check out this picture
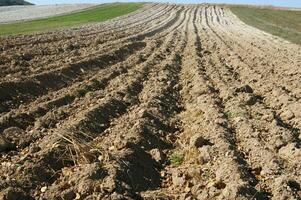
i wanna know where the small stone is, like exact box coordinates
[150,148,164,162]
[98,155,103,162]
[75,193,81,200]
[280,110,294,121]
[184,185,191,193]
[41,186,47,193]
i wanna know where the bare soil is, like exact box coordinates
[0,4,300,200]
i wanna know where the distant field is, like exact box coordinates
[0,4,97,24]
[0,3,143,36]
[230,6,301,44]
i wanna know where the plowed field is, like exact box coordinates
[0,4,301,200]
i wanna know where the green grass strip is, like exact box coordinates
[0,3,143,36]
[230,6,301,44]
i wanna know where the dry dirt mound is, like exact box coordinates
[0,3,300,200]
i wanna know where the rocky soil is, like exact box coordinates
[0,3,300,200]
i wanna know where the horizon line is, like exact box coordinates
[27,1,301,9]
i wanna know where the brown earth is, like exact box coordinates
[0,3,301,200]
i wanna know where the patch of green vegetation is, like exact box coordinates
[0,3,143,36]
[169,152,184,166]
[225,111,247,119]
[230,6,301,44]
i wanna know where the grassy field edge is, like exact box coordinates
[230,6,301,45]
